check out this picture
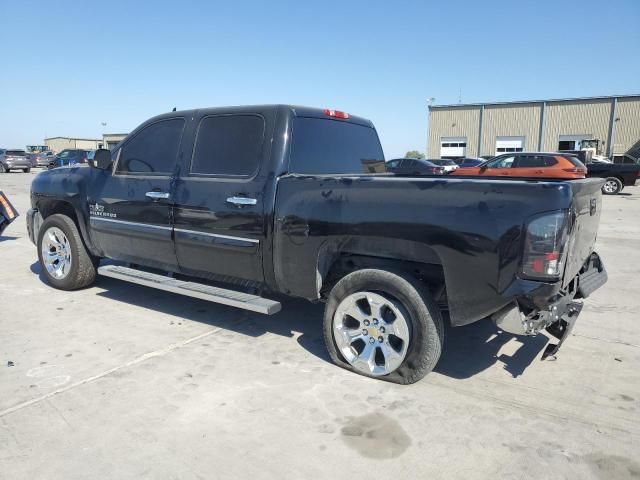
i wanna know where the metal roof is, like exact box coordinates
[429,94,640,110]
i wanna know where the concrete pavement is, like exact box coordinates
[1,170,639,479]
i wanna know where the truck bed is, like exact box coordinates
[273,175,604,327]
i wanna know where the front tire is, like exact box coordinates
[323,269,443,384]
[602,177,622,195]
[37,214,98,290]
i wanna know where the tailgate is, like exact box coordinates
[563,178,604,287]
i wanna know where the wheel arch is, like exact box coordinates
[36,199,98,255]
[316,239,447,310]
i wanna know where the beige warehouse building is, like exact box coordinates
[44,133,128,153]
[427,94,640,163]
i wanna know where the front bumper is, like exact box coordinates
[26,208,43,245]
[492,252,607,358]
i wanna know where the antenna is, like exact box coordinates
[458,88,462,104]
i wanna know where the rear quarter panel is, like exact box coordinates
[273,175,586,326]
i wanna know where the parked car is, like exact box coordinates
[26,153,38,168]
[35,151,55,167]
[386,158,446,175]
[452,153,587,179]
[581,159,640,195]
[428,159,459,172]
[48,149,88,169]
[27,105,607,384]
[456,157,486,168]
[0,149,31,173]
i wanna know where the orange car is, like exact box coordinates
[451,153,587,179]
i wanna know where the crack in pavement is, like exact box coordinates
[0,329,219,418]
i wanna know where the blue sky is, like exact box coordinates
[1,0,638,158]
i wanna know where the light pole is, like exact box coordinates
[426,98,436,157]
[100,122,107,149]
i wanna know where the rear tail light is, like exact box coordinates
[562,167,587,174]
[522,211,569,279]
[637,170,640,177]
[323,109,349,119]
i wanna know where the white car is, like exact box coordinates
[428,159,459,173]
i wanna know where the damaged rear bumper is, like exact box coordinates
[492,252,607,358]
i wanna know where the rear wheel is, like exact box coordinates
[23,168,30,173]
[37,214,98,290]
[323,268,443,384]
[602,177,622,195]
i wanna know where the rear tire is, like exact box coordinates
[23,168,30,173]
[37,214,98,290]
[602,177,622,195]
[323,268,443,384]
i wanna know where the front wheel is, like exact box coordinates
[602,177,622,195]
[37,214,98,290]
[323,269,443,384]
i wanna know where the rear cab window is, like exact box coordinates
[190,115,265,176]
[288,118,385,174]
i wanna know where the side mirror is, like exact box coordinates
[92,149,112,170]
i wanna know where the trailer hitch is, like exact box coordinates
[541,301,583,360]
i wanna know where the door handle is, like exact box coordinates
[226,196,257,206]
[146,191,170,200]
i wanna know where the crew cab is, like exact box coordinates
[26,105,608,384]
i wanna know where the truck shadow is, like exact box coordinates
[435,317,549,379]
[30,260,548,379]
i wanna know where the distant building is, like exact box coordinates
[103,133,127,150]
[45,137,101,153]
[44,133,129,153]
[428,94,640,162]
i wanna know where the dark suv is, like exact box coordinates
[386,158,445,175]
[48,149,88,169]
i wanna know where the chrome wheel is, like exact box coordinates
[332,292,410,376]
[603,179,619,194]
[41,227,72,279]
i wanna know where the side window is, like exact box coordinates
[487,155,515,168]
[191,115,264,176]
[515,155,546,168]
[386,160,400,169]
[116,118,184,175]
[543,156,558,167]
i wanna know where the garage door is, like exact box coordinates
[440,137,467,158]
[558,134,592,151]
[495,136,525,155]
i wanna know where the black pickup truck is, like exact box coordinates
[564,150,640,194]
[586,162,639,195]
[27,105,607,384]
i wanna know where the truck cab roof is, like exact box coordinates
[146,105,375,128]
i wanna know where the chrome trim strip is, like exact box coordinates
[89,216,172,231]
[89,217,259,244]
[174,228,260,244]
